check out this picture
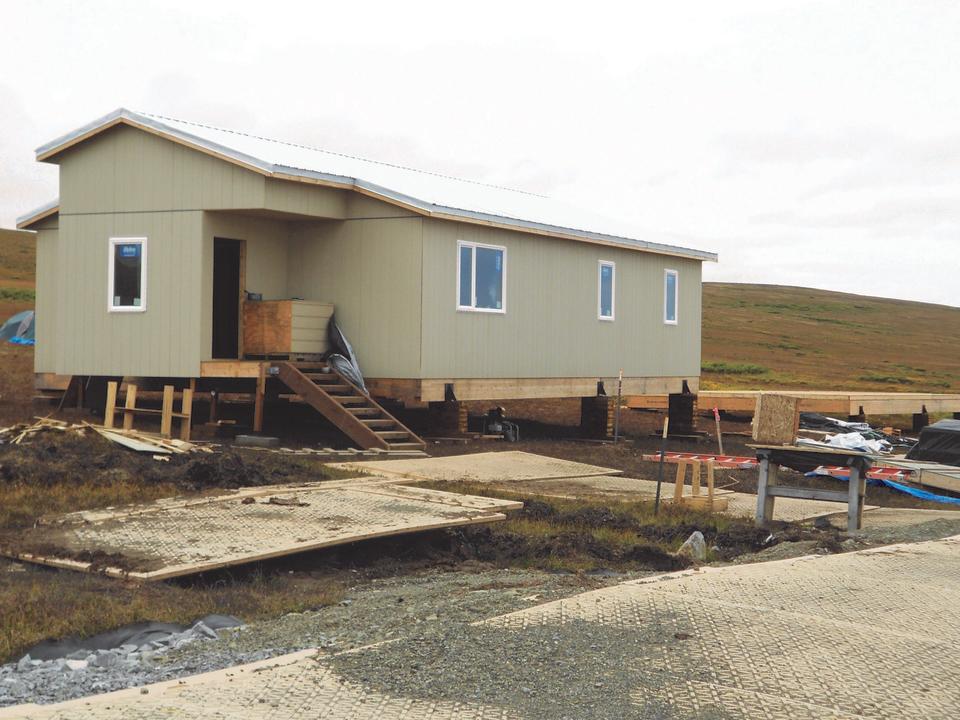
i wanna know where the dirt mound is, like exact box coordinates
[0,430,327,492]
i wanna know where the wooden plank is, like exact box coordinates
[122,384,137,431]
[752,394,801,445]
[180,388,194,441]
[160,385,174,438]
[767,486,850,503]
[104,381,118,429]
[674,462,685,503]
[200,361,264,378]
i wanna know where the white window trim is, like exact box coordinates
[456,240,507,314]
[664,268,678,325]
[597,260,615,321]
[108,237,147,313]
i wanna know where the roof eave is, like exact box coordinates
[16,199,60,230]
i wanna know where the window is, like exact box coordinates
[108,237,147,312]
[598,260,615,320]
[457,240,506,313]
[664,269,678,324]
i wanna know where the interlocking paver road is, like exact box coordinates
[7,536,960,719]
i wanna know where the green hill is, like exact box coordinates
[702,283,960,393]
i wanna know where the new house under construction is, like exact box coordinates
[18,108,717,447]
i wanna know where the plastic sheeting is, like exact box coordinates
[806,469,960,506]
[906,419,960,466]
[326,315,366,392]
[0,310,34,345]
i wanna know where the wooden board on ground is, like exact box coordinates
[0,479,521,581]
[752,394,801,445]
[328,451,623,483]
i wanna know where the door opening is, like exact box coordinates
[212,238,242,359]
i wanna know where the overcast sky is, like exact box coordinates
[3,1,959,306]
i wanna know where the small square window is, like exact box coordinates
[664,269,678,325]
[598,261,615,321]
[109,237,147,312]
[457,241,506,313]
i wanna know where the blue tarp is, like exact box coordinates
[0,310,34,346]
[806,470,960,506]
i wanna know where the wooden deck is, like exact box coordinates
[626,390,960,416]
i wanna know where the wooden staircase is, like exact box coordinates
[274,361,425,451]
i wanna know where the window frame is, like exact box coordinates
[663,268,678,325]
[108,236,148,313]
[597,260,615,321]
[456,239,507,314]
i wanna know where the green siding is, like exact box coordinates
[50,211,204,377]
[288,218,423,378]
[33,221,59,373]
[420,219,702,379]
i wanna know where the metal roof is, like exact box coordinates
[31,108,717,261]
[15,197,59,229]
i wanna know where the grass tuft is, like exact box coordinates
[702,361,768,375]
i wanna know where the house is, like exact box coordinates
[17,108,716,446]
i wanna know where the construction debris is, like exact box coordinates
[0,417,86,445]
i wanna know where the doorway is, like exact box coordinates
[212,238,243,359]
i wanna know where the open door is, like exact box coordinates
[212,238,243,359]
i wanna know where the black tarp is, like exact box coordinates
[326,314,366,392]
[906,419,960,466]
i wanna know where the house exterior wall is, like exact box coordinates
[419,218,703,379]
[33,217,59,373]
[287,217,423,378]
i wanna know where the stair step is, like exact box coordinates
[361,419,395,428]
[321,384,352,393]
[387,442,427,450]
[336,396,368,406]
[303,373,336,383]
[375,431,410,440]
[349,407,381,417]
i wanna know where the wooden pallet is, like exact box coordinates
[104,382,193,440]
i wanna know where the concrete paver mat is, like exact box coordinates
[8,535,960,719]
[1,480,521,580]
[329,450,622,483]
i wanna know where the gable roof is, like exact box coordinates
[30,108,717,262]
[16,198,59,230]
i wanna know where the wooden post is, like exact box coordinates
[691,461,701,497]
[674,462,686,503]
[104,381,118,429]
[160,385,174,438]
[713,408,724,455]
[179,388,194,441]
[253,363,266,433]
[122,384,138,430]
[755,454,777,526]
[705,459,715,510]
[209,391,219,424]
[847,462,864,532]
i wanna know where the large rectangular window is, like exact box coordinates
[456,240,506,313]
[664,269,678,324]
[109,237,147,312]
[598,260,615,321]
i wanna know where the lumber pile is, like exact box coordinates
[0,417,87,444]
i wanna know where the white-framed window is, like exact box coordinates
[598,260,615,321]
[108,237,147,312]
[664,268,678,325]
[457,240,506,313]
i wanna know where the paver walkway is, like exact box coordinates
[8,535,960,719]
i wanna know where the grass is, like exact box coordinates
[0,566,343,663]
[701,361,767,375]
[0,229,36,287]
[703,283,960,392]
[415,480,775,572]
[0,288,35,302]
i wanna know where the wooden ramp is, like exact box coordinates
[276,361,425,451]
